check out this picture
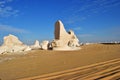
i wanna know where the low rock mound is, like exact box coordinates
[30,40,41,50]
[0,34,30,54]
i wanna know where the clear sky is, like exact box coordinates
[0,0,120,44]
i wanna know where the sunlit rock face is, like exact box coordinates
[0,20,80,53]
[3,34,23,46]
[30,40,41,50]
[0,34,29,54]
[51,20,80,50]
[41,40,49,50]
[24,46,32,51]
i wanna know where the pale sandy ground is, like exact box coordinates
[0,44,120,80]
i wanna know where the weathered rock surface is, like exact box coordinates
[41,40,49,50]
[3,34,23,46]
[24,46,32,51]
[0,34,30,54]
[51,20,80,50]
[0,20,80,53]
[30,40,41,50]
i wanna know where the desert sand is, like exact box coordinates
[0,44,120,80]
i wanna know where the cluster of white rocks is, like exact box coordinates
[0,20,80,54]
[0,34,49,54]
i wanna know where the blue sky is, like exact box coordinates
[0,0,120,44]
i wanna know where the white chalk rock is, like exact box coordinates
[53,45,80,51]
[51,20,80,50]
[3,34,23,46]
[85,43,91,45]
[30,40,41,50]
[24,46,31,51]
[41,40,49,50]
[0,46,7,54]
[0,34,28,54]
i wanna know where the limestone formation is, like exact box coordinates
[51,20,80,50]
[0,34,30,54]
[24,46,32,51]
[3,34,23,46]
[30,40,41,50]
[0,20,80,53]
[41,40,49,50]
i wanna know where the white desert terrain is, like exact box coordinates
[0,44,120,80]
[0,20,120,80]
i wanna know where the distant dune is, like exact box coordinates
[0,44,120,80]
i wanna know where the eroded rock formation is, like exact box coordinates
[0,20,80,53]
[0,34,29,54]
[30,40,41,50]
[41,40,49,50]
[51,20,80,50]
[3,34,23,46]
